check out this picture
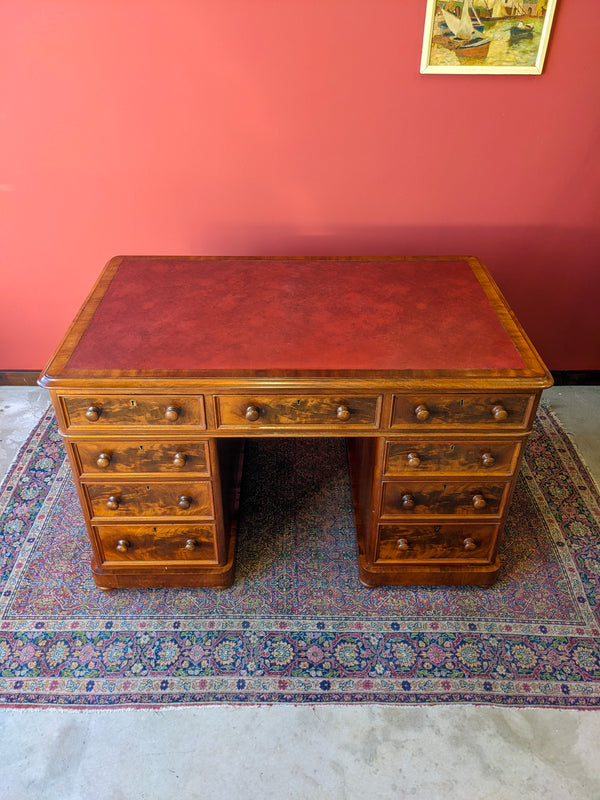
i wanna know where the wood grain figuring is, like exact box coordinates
[391,393,534,430]
[97,524,218,565]
[73,440,210,476]
[376,524,498,562]
[38,256,553,589]
[215,394,381,429]
[84,481,214,520]
[381,481,509,518]
[62,395,206,430]
[384,440,522,476]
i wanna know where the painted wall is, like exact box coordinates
[2,1,599,371]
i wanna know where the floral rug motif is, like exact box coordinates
[0,405,599,708]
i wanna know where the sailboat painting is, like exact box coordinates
[421,0,558,74]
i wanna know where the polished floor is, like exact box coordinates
[0,385,599,800]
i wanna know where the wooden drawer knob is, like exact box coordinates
[178,495,192,510]
[106,495,120,511]
[185,539,197,551]
[414,404,429,422]
[491,404,508,421]
[481,452,495,467]
[464,537,477,551]
[173,452,187,468]
[96,452,111,468]
[336,405,351,421]
[245,405,260,421]
[401,493,415,510]
[407,452,421,467]
[116,539,130,553]
[85,405,101,422]
[472,493,486,510]
[165,405,181,422]
[397,538,410,551]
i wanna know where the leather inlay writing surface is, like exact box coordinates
[66,259,526,372]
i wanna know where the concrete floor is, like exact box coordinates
[0,385,599,800]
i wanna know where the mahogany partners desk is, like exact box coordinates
[39,256,552,590]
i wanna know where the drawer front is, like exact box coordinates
[381,480,509,518]
[391,394,534,431]
[84,481,214,519]
[61,395,205,430]
[376,524,497,563]
[73,440,210,476]
[384,440,522,476]
[215,394,381,430]
[96,524,218,564]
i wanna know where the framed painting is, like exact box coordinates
[420,0,558,74]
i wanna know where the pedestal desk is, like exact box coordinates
[39,256,552,589]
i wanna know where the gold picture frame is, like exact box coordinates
[421,0,558,75]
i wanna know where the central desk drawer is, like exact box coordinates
[84,481,214,519]
[215,394,381,430]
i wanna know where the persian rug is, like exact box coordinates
[0,404,599,709]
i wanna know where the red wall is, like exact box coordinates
[2,1,599,371]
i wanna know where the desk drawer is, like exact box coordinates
[215,394,381,430]
[391,394,534,431]
[375,523,497,563]
[61,395,205,430]
[96,524,218,565]
[84,481,214,520]
[381,480,509,518]
[384,440,522,476]
[73,440,210,476]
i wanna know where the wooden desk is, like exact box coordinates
[39,256,552,589]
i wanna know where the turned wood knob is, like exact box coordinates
[401,493,415,510]
[397,538,410,552]
[96,452,111,468]
[472,493,487,510]
[165,405,181,422]
[178,494,192,510]
[85,405,101,422]
[116,539,130,553]
[491,404,508,421]
[185,539,196,551]
[407,452,421,467]
[464,537,477,551]
[245,405,260,421]
[106,495,120,511]
[336,405,351,421]
[173,452,187,468]
[481,452,495,467]
[414,404,430,422]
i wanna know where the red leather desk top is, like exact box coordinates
[64,257,526,374]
